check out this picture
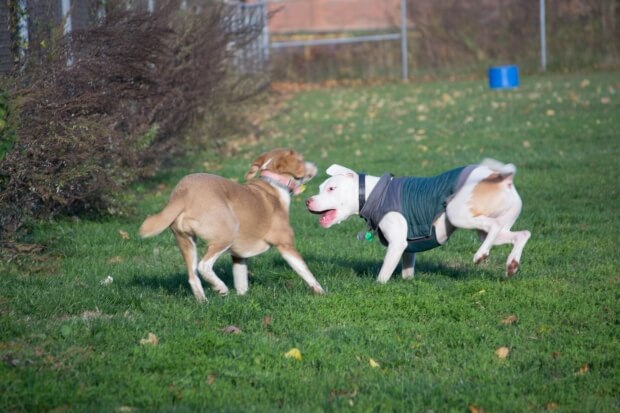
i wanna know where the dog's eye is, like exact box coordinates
[327,186,336,192]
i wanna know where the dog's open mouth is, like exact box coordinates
[309,209,337,228]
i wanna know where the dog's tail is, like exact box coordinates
[139,198,184,238]
[481,158,517,179]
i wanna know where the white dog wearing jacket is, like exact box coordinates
[306,160,530,282]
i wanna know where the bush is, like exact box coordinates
[0,0,266,238]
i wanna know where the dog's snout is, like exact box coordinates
[305,197,312,207]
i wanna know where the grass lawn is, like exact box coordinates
[1,71,618,412]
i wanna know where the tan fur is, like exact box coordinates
[140,149,324,301]
[469,174,513,217]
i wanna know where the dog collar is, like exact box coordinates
[260,170,304,195]
[358,172,366,211]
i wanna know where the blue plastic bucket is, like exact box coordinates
[488,65,520,89]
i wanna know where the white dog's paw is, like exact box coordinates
[473,252,489,264]
[401,270,415,280]
[310,284,325,295]
[213,285,229,296]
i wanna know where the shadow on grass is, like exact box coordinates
[130,251,501,298]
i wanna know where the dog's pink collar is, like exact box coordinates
[260,170,303,195]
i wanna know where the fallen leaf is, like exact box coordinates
[580,79,590,88]
[551,351,560,359]
[546,402,558,410]
[118,230,130,240]
[206,373,217,385]
[601,97,610,104]
[501,314,518,325]
[140,332,159,346]
[495,346,510,360]
[522,140,531,149]
[108,256,122,264]
[262,315,272,327]
[221,325,241,335]
[368,358,380,368]
[469,404,485,413]
[284,347,302,360]
[576,363,589,375]
[538,324,551,333]
[546,109,555,117]
[100,276,114,286]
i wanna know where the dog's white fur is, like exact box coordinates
[306,160,530,282]
[140,148,325,301]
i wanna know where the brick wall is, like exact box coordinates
[268,0,401,34]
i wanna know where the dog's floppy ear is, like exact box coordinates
[245,155,272,180]
[326,164,356,178]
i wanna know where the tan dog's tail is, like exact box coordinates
[139,198,184,238]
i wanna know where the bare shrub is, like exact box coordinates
[0,0,266,238]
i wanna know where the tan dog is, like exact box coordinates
[140,148,325,302]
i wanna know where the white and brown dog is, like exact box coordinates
[140,148,325,302]
[306,160,530,283]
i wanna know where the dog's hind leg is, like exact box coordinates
[492,228,531,276]
[197,241,231,296]
[232,256,249,295]
[173,232,207,302]
[401,252,416,280]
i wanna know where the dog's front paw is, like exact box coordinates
[310,284,325,295]
[401,269,415,280]
[473,252,489,264]
[213,285,229,296]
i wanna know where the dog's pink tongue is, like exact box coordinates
[319,210,336,228]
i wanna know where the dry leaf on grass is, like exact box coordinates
[206,373,217,385]
[495,346,510,360]
[284,348,302,361]
[100,276,114,286]
[368,358,380,368]
[469,404,485,413]
[139,333,158,346]
[262,315,272,327]
[576,363,589,375]
[118,230,130,240]
[546,402,558,410]
[501,314,518,325]
[221,325,241,335]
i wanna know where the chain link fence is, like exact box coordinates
[267,0,618,81]
[1,0,618,79]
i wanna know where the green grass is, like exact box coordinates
[1,71,619,412]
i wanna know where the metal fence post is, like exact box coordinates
[540,0,546,71]
[400,0,408,81]
[262,0,269,64]
[61,0,74,66]
[17,0,29,63]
